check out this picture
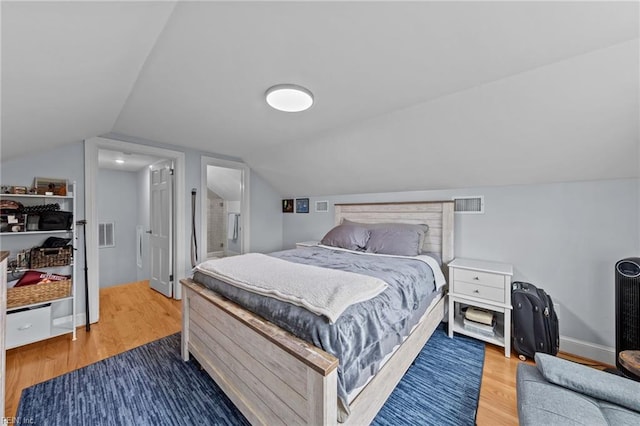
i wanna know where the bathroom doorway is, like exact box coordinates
[200,157,250,260]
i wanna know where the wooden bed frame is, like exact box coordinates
[181,201,454,425]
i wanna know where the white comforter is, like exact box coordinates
[195,253,388,323]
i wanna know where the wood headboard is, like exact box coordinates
[334,201,455,265]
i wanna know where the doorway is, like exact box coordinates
[85,137,186,324]
[206,166,241,258]
[96,149,168,291]
[200,156,250,261]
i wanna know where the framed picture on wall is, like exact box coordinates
[295,198,310,213]
[282,199,294,213]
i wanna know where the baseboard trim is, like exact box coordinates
[52,312,88,327]
[560,335,616,366]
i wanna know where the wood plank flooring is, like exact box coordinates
[4,282,606,424]
[4,281,181,418]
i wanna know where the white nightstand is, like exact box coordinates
[448,258,513,357]
[295,241,319,248]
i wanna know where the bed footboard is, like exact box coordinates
[181,278,339,426]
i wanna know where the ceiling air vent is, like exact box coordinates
[454,196,484,214]
[315,201,329,213]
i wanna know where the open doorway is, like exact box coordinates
[96,149,167,291]
[205,166,242,258]
[85,137,186,324]
[200,156,250,261]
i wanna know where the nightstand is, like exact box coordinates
[448,258,514,357]
[295,241,319,248]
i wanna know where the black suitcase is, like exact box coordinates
[512,281,559,361]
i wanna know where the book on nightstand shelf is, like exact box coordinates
[465,307,494,325]
[463,317,496,337]
[463,307,496,337]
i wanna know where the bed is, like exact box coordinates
[180,201,454,425]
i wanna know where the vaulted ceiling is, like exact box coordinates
[2,1,638,196]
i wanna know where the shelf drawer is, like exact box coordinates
[454,268,504,288]
[6,305,51,348]
[453,281,505,303]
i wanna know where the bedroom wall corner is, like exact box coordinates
[249,170,283,253]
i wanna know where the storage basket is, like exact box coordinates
[7,279,72,309]
[29,246,72,268]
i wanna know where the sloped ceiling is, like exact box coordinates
[207,166,241,202]
[1,1,176,159]
[2,1,638,196]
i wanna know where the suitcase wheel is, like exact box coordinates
[518,354,527,362]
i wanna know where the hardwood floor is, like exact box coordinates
[4,281,181,418]
[4,282,606,424]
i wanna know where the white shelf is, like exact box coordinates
[1,182,77,348]
[6,296,73,313]
[51,318,75,337]
[1,229,73,236]
[1,194,72,200]
[451,307,505,347]
[6,263,74,274]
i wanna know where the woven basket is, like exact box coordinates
[7,280,72,309]
[29,246,72,268]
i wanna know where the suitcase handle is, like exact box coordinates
[512,281,533,292]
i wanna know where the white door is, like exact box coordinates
[149,160,174,297]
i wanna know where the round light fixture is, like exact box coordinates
[265,84,313,112]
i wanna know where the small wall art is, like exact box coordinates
[295,198,310,213]
[282,199,294,213]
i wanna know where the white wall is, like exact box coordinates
[283,179,640,363]
[97,169,138,287]
[249,172,284,253]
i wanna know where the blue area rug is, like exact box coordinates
[17,324,484,425]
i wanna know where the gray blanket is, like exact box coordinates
[192,246,441,417]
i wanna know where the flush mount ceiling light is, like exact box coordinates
[265,84,314,112]
[115,159,125,164]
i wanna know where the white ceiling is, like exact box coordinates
[2,1,638,196]
[98,149,166,172]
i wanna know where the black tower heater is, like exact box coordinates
[615,257,640,375]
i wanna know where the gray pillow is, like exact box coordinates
[320,224,370,251]
[365,227,423,256]
[343,220,429,254]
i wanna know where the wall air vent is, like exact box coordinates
[315,201,329,213]
[453,196,484,214]
[99,222,115,248]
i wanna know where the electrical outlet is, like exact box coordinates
[554,302,561,321]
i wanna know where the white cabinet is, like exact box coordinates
[6,305,51,347]
[447,258,513,357]
[1,188,77,349]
